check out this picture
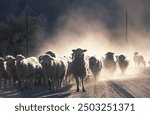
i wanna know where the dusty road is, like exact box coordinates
[0,68,150,98]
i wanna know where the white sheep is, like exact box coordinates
[39,54,68,92]
[16,55,42,90]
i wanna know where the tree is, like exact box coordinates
[0,14,45,57]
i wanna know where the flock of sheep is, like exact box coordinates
[0,48,147,92]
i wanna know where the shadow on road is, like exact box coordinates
[0,84,73,98]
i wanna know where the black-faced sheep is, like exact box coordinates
[116,55,129,74]
[133,52,146,67]
[5,55,18,87]
[0,57,10,89]
[89,56,102,81]
[103,52,116,74]
[71,48,87,92]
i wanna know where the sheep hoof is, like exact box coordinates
[76,89,79,92]
[83,89,85,92]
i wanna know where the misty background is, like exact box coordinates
[0,0,150,59]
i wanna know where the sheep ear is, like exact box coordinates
[72,49,76,52]
[38,55,43,60]
[83,49,87,52]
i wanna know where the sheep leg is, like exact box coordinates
[38,77,42,86]
[74,76,79,92]
[44,76,49,89]
[56,81,59,90]
[95,73,99,82]
[13,79,16,88]
[56,80,59,90]
[68,75,71,84]
[7,78,11,89]
[81,78,85,92]
[18,79,21,89]
[52,80,55,91]
[29,78,33,90]
[4,78,7,89]
[48,79,52,92]
[21,79,25,91]
[59,78,62,88]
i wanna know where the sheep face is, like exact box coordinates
[119,55,126,61]
[40,54,54,66]
[5,55,15,66]
[72,48,87,59]
[16,55,25,61]
[105,52,115,60]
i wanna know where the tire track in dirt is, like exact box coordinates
[106,80,135,98]
[68,81,122,98]
[115,78,150,98]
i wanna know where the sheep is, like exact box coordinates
[55,56,68,88]
[133,52,139,66]
[38,50,56,62]
[27,57,43,87]
[39,54,68,91]
[103,52,116,74]
[64,56,73,84]
[89,56,102,81]
[0,57,10,89]
[71,48,87,92]
[16,54,26,63]
[5,55,18,88]
[116,55,129,74]
[39,54,55,90]
[16,54,42,90]
[133,52,146,67]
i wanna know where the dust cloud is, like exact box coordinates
[36,0,150,81]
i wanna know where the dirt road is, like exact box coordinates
[0,68,150,98]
